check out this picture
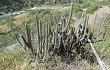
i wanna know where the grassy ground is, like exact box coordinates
[0,48,28,70]
[0,47,107,70]
[0,47,100,70]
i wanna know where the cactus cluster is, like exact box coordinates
[15,2,106,65]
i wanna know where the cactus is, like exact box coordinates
[14,2,106,68]
[62,2,74,32]
[44,22,48,55]
[36,16,40,54]
[42,23,46,52]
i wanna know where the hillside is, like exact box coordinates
[0,1,110,70]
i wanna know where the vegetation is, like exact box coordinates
[14,2,109,70]
[0,33,14,47]
[0,0,102,13]
[0,48,28,70]
[0,0,110,70]
[72,1,102,13]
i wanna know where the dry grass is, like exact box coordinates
[0,48,27,70]
[0,13,33,32]
[30,59,100,70]
[0,47,110,70]
[12,13,32,25]
[0,25,8,32]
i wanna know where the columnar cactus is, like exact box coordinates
[15,2,106,68]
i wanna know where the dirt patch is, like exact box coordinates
[0,25,8,32]
[12,13,32,25]
[0,13,33,32]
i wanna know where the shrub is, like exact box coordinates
[73,3,82,13]
[72,1,102,13]
[0,34,14,46]
[87,2,102,13]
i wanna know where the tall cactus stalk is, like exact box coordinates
[36,16,40,54]
[54,24,58,50]
[22,24,33,53]
[42,23,46,53]
[62,2,73,32]
[45,22,48,55]
[39,20,42,55]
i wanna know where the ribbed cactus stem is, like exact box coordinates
[59,35,62,47]
[52,30,55,44]
[76,33,79,44]
[82,15,87,34]
[62,19,64,30]
[62,2,73,32]
[47,22,51,51]
[15,33,23,47]
[42,23,45,54]
[25,24,32,49]
[39,20,42,54]
[81,15,89,41]
[15,33,27,52]
[38,20,42,60]
[21,34,33,53]
[36,16,40,54]
[54,24,58,49]
[48,18,51,36]
[75,12,85,33]
[45,22,48,54]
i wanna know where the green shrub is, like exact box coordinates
[73,3,82,13]
[81,1,92,8]
[0,34,14,46]
[87,2,102,13]
[72,1,102,13]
